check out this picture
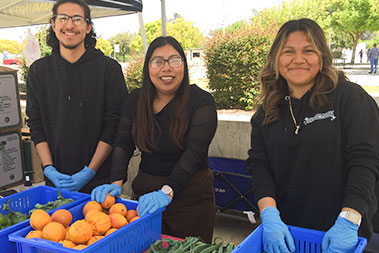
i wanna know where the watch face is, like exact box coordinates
[162,185,173,195]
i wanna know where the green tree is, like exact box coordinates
[34,25,52,57]
[252,0,331,33]
[95,38,112,56]
[328,0,379,63]
[131,17,204,53]
[109,32,136,62]
[0,39,22,55]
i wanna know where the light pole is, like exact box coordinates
[113,40,116,59]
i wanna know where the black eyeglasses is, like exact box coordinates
[149,56,184,69]
[54,14,89,25]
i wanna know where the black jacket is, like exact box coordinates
[26,47,127,193]
[110,85,217,197]
[247,79,379,239]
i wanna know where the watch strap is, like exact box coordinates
[161,185,174,199]
[339,211,361,226]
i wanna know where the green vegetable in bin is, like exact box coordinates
[28,190,74,215]
[0,213,6,226]
[146,237,235,253]
[0,199,30,231]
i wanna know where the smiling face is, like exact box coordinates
[278,31,320,98]
[51,2,92,52]
[149,44,184,98]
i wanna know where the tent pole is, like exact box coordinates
[138,12,148,55]
[161,0,167,36]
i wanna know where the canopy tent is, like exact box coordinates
[0,0,143,28]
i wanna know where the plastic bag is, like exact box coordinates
[22,29,41,67]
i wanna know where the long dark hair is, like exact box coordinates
[259,18,346,125]
[133,36,190,152]
[46,0,97,50]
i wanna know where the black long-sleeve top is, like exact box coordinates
[247,79,379,239]
[26,47,127,190]
[111,84,217,198]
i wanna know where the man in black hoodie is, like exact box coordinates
[26,0,127,193]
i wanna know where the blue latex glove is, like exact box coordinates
[322,216,359,253]
[60,166,95,192]
[260,206,296,253]
[43,165,75,188]
[91,184,122,203]
[138,190,171,217]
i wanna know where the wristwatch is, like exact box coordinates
[339,211,362,226]
[161,185,174,200]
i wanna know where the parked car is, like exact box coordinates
[3,58,22,65]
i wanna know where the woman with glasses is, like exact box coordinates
[247,18,379,253]
[92,36,217,243]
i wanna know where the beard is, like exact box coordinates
[60,39,85,50]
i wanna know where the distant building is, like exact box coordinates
[186,49,204,65]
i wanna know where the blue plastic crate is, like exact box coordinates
[232,224,367,253]
[0,185,90,253]
[9,198,163,253]
[209,157,258,212]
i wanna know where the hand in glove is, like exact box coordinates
[260,206,296,253]
[43,165,75,188]
[91,184,122,203]
[138,190,171,217]
[60,166,95,192]
[322,216,359,253]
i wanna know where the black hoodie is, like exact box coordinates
[247,79,379,239]
[26,47,127,193]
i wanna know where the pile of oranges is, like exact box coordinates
[25,194,140,250]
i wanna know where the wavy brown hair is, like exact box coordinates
[132,36,190,152]
[47,0,96,51]
[259,18,346,125]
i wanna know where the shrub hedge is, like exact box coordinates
[124,57,143,92]
[204,25,276,110]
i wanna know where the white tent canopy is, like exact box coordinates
[0,0,143,28]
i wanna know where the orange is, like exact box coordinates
[51,209,72,227]
[30,209,52,231]
[101,194,115,209]
[85,209,101,220]
[109,203,127,216]
[60,239,76,248]
[126,209,138,222]
[42,222,66,242]
[25,230,42,239]
[65,226,70,240]
[109,213,128,229]
[104,228,118,236]
[69,220,93,244]
[73,244,87,250]
[82,201,102,216]
[129,216,140,223]
[86,211,111,236]
[87,235,104,245]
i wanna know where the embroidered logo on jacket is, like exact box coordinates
[303,110,336,125]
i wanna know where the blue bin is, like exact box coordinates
[209,157,258,212]
[0,185,90,252]
[232,224,367,253]
[9,198,163,253]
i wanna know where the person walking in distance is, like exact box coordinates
[368,43,379,74]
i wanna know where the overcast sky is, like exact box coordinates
[0,0,283,43]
